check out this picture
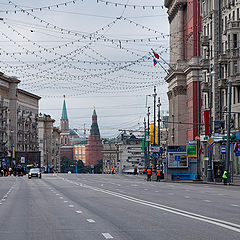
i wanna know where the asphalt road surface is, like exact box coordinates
[0,174,240,240]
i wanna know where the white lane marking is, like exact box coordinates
[0,203,2,205]
[56,194,60,196]
[102,233,114,239]
[101,184,104,186]
[87,219,95,223]
[50,190,54,191]
[69,205,74,208]
[69,180,240,233]
[155,191,159,193]
[184,196,190,199]
[76,210,82,214]
[144,189,148,191]
[203,200,212,203]
[64,201,68,203]
[231,204,240,207]
[59,197,63,199]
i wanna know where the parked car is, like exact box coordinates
[28,168,41,179]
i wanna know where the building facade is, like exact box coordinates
[38,114,61,172]
[164,0,202,145]
[200,0,240,176]
[73,140,87,165]
[0,72,41,167]
[102,143,118,174]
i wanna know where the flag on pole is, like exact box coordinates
[153,58,158,66]
[152,50,159,59]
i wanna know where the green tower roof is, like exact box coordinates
[61,99,68,120]
[93,109,97,116]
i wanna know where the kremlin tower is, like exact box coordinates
[85,109,103,166]
[60,96,70,145]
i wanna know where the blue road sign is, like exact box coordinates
[235,151,240,156]
[152,153,157,158]
[208,145,213,152]
[175,155,181,161]
[160,147,164,154]
[220,146,226,155]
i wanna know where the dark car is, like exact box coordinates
[28,168,41,179]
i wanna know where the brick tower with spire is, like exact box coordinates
[85,109,103,166]
[60,96,70,145]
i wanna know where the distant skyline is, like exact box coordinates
[0,0,169,137]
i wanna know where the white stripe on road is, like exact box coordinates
[203,200,212,203]
[68,205,74,208]
[56,194,60,196]
[64,201,68,203]
[231,204,240,207]
[184,196,190,199]
[76,210,82,214]
[87,219,95,223]
[69,180,240,233]
[102,233,113,239]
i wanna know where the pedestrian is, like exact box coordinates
[156,169,161,182]
[111,167,114,174]
[142,168,146,175]
[222,170,228,185]
[146,168,152,181]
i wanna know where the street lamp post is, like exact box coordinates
[153,86,157,146]
[207,67,214,182]
[147,107,150,168]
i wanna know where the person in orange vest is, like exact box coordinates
[142,168,146,175]
[146,168,152,181]
[111,167,114,174]
[156,169,161,182]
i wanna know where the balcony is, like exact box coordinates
[227,20,240,30]
[201,82,209,92]
[226,48,239,58]
[201,36,210,46]
[200,58,210,69]
[218,78,228,88]
[219,53,229,63]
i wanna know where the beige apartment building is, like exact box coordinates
[0,72,40,166]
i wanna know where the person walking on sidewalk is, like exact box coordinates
[222,170,228,185]
[146,168,152,181]
[156,169,161,182]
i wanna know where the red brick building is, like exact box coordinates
[85,109,103,166]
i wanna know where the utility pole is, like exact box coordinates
[147,107,150,167]
[225,81,232,182]
[157,97,161,146]
[143,117,147,168]
[153,86,157,146]
[207,67,214,182]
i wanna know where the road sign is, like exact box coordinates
[235,151,240,156]
[159,147,164,154]
[207,145,213,152]
[187,145,197,157]
[220,146,226,155]
[207,138,214,145]
[151,146,160,152]
[152,153,157,158]
[175,155,181,161]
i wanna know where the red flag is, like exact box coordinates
[199,144,203,155]
[153,50,159,59]
[204,110,210,136]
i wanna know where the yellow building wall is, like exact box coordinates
[73,145,86,164]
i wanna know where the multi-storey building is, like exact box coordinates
[201,0,240,176]
[0,72,40,167]
[102,143,118,174]
[164,0,201,145]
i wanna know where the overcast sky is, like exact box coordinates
[0,0,169,138]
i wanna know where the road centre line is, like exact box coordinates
[102,233,114,239]
[231,204,240,207]
[76,210,82,213]
[87,219,95,223]
[61,178,240,233]
[69,205,74,208]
